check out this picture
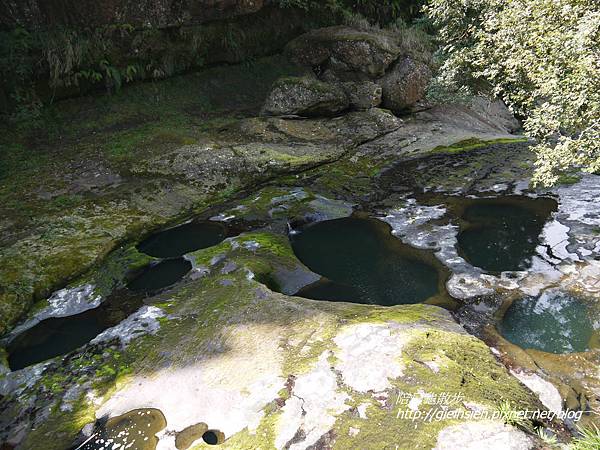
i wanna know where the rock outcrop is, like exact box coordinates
[0,0,267,29]
[380,57,432,111]
[261,77,350,117]
[285,26,402,79]
[263,26,432,117]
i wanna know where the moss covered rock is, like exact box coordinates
[0,231,543,449]
[285,26,402,80]
[261,76,350,117]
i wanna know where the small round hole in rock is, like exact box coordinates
[202,430,225,445]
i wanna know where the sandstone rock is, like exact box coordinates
[379,56,432,111]
[341,81,382,110]
[285,26,401,79]
[261,76,349,117]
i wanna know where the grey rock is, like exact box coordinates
[341,81,382,110]
[262,76,349,117]
[379,57,432,112]
[285,26,401,80]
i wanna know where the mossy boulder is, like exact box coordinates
[341,81,383,110]
[261,76,350,117]
[285,26,402,80]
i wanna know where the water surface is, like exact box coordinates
[498,291,595,353]
[457,197,557,272]
[8,259,191,370]
[290,217,443,305]
[76,408,166,450]
[138,221,226,258]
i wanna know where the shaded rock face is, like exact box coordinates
[0,0,266,29]
[285,26,402,79]
[380,57,432,112]
[261,77,350,117]
[341,81,383,110]
[264,26,432,116]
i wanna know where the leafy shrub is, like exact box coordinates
[424,0,600,186]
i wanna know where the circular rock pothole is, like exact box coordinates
[202,429,225,445]
[498,291,597,353]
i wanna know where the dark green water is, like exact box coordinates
[8,308,107,371]
[138,221,226,258]
[8,259,191,370]
[290,217,441,305]
[457,197,557,272]
[499,292,595,353]
[127,258,192,293]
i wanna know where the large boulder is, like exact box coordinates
[379,56,432,112]
[261,76,349,117]
[285,26,402,80]
[340,81,383,110]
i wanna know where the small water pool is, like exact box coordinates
[76,408,166,450]
[127,258,192,293]
[498,291,595,353]
[137,221,227,258]
[8,259,192,370]
[456,196,557,272]
[290,216,443,305]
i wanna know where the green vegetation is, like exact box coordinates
[496,400,532,432]
[571,424,600,450]
[535,427,559,447]
[429,137,529,155]
[0,6,324,119]
[425,0,600,186]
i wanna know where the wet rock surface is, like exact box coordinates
[2,54,599,449]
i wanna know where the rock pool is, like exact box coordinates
[290,216,445,305]
[498,291,596,354]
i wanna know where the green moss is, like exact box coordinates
[429,137,529,155]
[19,394,96,450]
[556,173,581,186]
[80,245,156,296]
[403,330,539,410]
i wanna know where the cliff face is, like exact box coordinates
[0,1,316,112]
[0,0,266,30]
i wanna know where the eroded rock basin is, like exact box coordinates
[137,221,227,258]
[498,291,598,354]
[6,258,194,370]
[456,197,558,272]
[290,216,449,306]
[77,408,167,450]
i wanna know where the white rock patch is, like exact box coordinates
[276,352,350,450]
[333,323,409,392]
[5,284,101,341]
[434,421,533,450]
[98,323,285,445]
[510,371,562,415]
[91,306,164,346]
